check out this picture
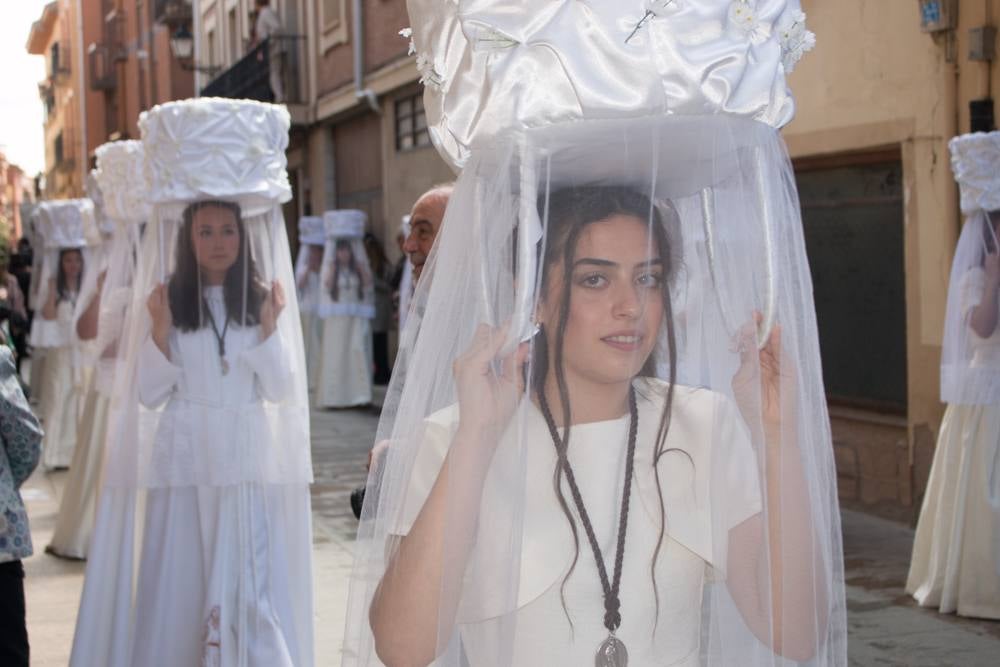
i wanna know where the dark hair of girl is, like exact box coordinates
[56,248,84,303]
[529,185,684,631]
[330,239,365,302]
[168,200,267,332]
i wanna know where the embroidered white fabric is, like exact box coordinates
[950,131,1000,216]
[406,0,815,171]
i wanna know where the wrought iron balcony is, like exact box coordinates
[155,0,192,26]
[201,36,305,106]
[88,43,117,91]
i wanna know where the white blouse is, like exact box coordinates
[391,379,761,666]
[136,285,303,487]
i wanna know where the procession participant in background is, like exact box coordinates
[344,2,846,666]
[316,209,375,408]
[364,232,393,385]
[391,215,413,333]
[295,214,325,390]
[70,98,314,667]
[907,131,1000,619]
[47,143,148,560]
[34,199,98,470]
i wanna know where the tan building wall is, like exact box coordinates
[28,0,87,199]
[787,0,1000,520]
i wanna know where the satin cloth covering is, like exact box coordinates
[343,113,846,667]
[70,99,314,667]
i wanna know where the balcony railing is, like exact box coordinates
[155,0,192,25]
[88,43,117,91]
[201,36,305,107]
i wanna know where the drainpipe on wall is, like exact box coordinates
[75,0,87,192]
[352,0,380,114]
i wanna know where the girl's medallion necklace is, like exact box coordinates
[538,386,638,667]
[203,298,231,375]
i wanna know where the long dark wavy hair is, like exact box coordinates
[167,200,267,331]
[56,248,84,303]
[329,239,364,302]
[529,185,685,630]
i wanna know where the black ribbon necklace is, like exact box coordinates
[538,385,638,667]
[202,297,231,375]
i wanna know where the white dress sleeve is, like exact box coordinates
[960,267,987,324]
[137,336,182,409]
[238,328,293,403]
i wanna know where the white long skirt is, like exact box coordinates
[315,315,372,408]
[906,402,1000,619]
[47,388,110,559]
[301,311,323,391]
[40,345,84,469]
[70,484,315,667]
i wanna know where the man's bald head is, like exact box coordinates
[404,183,453,281]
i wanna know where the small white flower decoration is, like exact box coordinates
[728,0,767,43]
[776,10,816,73]
[416,52,447,91]
[399,27,416,56]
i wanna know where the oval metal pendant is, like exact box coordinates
[221,358,230,376]
[595,635,628,667]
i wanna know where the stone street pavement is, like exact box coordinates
[18,388,1000,666]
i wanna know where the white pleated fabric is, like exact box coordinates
[70,99,314,667]
[344,112,846,667]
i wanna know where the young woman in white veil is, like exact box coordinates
[316,209,375,408]
[906,131,1000,619]
[70,98,314,667]
[47,142,147,560]
[344,2,844,666]
[296,214,325,390]
[34,199,96,470]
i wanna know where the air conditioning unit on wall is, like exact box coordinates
[919,0,958,33]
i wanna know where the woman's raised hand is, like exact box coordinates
[453,323,530,440]
[260,280,286,339]
[731,312,793,445]
[147,284,173,357]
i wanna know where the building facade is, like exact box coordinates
[193,0,452,260]
[787,0,999,520]
[27,0,87,200]
[0,153,35,243]
[27,0,195,200]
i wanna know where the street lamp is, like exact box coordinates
[169,24,220,76]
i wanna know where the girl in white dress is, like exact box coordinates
[48,142,147,560]
[39,247,84,470]
[907,131,1000,619]
[344,3,844,666]
[70,98,314,667]
[295,215,325,390]
[316,210,374,408]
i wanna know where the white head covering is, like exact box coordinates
[941,131,1000,404]
[71,98,315,667]
[318,209,375,319]
[346,2,842,667]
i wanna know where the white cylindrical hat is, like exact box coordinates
[139,97,292,216]
[323,209,367,239]
[950,131,1000,215]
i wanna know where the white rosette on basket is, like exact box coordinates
[71,98,314,667]
[318,209,375,319]
[941,131,1000,405]
[345,2,842,667]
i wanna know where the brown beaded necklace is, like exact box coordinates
[538,385,638,667]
